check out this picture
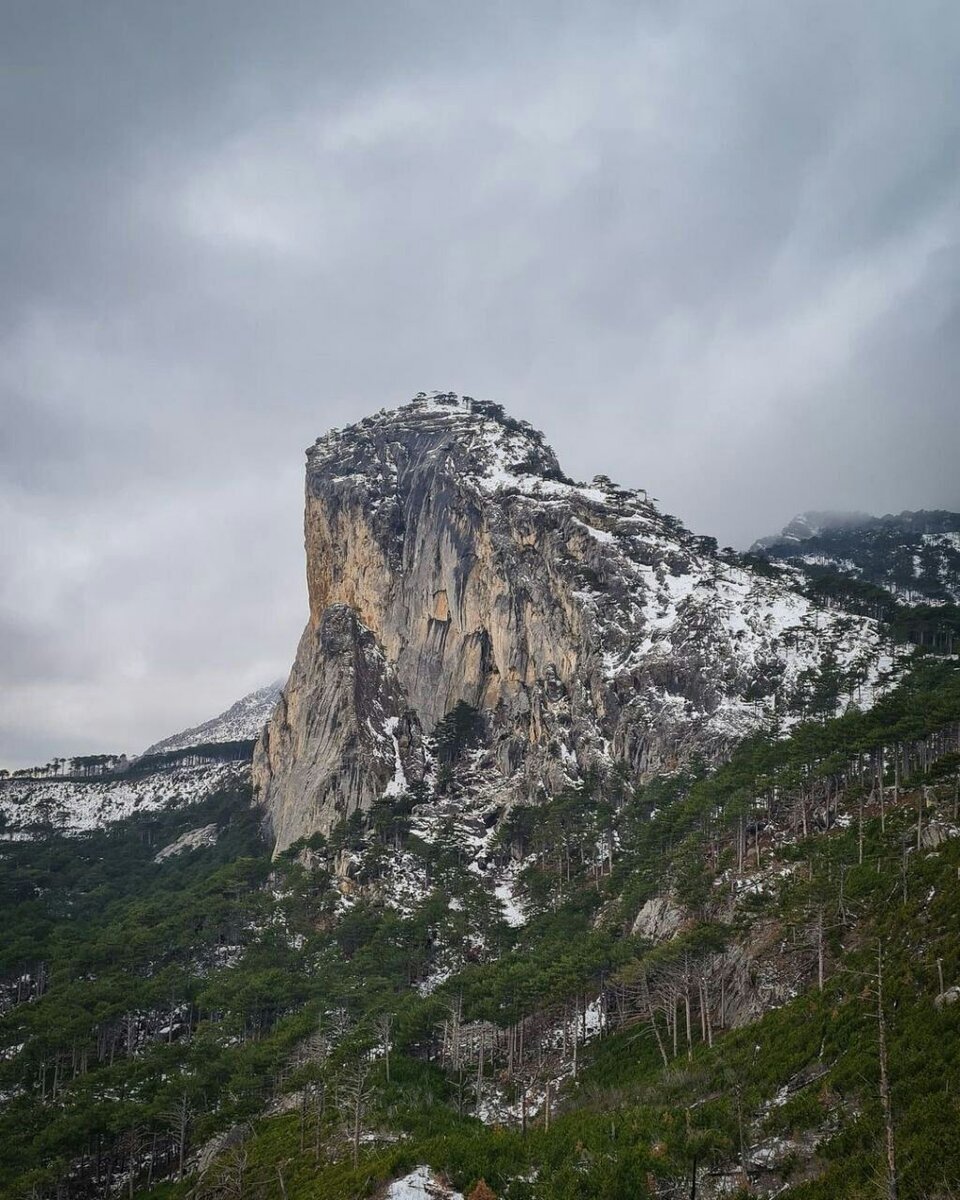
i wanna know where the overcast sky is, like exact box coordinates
[2,1,959,766]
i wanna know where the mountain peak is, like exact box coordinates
[751,509,873,551]
[255,396,892,854]
[307,391,569,495]
[142,682,283,757]
[751,507,960,604]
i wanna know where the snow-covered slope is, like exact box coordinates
[143,683,282,756]
[752,510,960,604]
[0,764,248,839]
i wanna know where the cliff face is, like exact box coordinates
[255,394,889,853]
[253,606,424,853]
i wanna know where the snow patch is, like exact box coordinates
[155,823,220,862]
[0,765,247,838]
[384,1166,463,1200]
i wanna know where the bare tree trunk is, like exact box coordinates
[572,997,579,1079]
[817,907,825,992]
[917,787,926,852]
[684,960,693,1061]
[702,973,714,1048]
[476,1026,484,1112]
[643,974,669,1067]
[876,944,898,1200]
[894,746,900,806]
[735,1084,750,1192]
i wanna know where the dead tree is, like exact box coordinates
[163,1092,193,1182]
[339,1059,372,1169]
[375,1012,394,1084]
[875,943,899,1200]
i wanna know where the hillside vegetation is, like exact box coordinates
[3,657,960,1198]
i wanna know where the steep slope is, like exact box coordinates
[256,393,892,853]
[4,658,959,1200]
[143,682,282,756]
[752,509,960,604]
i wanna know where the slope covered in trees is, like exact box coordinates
[3,656,960,1198]
[752,509,960,606]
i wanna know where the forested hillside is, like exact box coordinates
[752,510,960,606]
[3,656,960,1199]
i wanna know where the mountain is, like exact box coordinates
[751,509,960,604]
[0,686,279,840]
[142,682,283,756]
[750,509,873,549]
[0,761,248,839]
[4,396,960,1200]
[255,393,890,853]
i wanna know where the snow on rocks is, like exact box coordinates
[493,875,526,929]
[382,716,409,798]
[382,1166,463,1200]
[142,683,282,756]
[154,823,220,862]
[270,394,899,862]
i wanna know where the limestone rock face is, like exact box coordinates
[631,895,686,942]
[254,605,424,851]
[255,394,889,853]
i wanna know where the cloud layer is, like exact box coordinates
[3,1,959,765]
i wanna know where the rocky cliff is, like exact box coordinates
[255,393,891,853]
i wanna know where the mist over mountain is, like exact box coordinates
[752,508,960,605]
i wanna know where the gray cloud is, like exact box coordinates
[2,0,959,766]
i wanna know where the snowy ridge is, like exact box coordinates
[0,764,248,838]
[752,510,872,548]
[142,683,282,756]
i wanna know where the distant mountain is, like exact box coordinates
[0,685,281,840]
[142,682,283,756]
[750,509,873,549]
[751,509,960,604]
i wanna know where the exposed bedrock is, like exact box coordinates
[255,394,886,853]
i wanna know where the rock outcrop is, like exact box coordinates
[254,605,424,853]
[255,393,890,853]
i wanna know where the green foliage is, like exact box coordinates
[434,701,485,764]
[4,660,960,1198]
